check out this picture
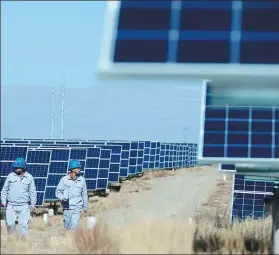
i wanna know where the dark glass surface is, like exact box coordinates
[118,8,171,30]
[180,9,232,31]
[227,146,249,157]
[177,40,230,63]
[240,42,279,64]
[114,39,168,62]
[242,8,279,32]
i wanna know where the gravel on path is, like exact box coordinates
[104,165,222,228]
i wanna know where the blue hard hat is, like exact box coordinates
[12,157,26,169]
[69,159,81,170]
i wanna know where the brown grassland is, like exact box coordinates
[1,168,273,254]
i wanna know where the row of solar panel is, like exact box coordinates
[0,140,198,206]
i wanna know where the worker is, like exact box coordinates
[55,159,88,230]
[1,157,37,236]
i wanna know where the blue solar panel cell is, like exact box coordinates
[87,147,101,158]
[27,164,49,177]
[118,5,171,30]
[86,158,99,169]
[37,192,45,205]
[84,169,98,179]
[0,162,13,176]
[97,179,108,189]
[178,41,231,64]
[51,149,70,161]
[0,177,6,191]
[34,178,47,192]
[242,3,279,33]
[49,162,68,174]
[70,149,87,160]
[47,174,63,187]
[86,179,97,190]
[44,187,56,201]
[98,169,109,179]
[0,146,28,161]
[27,150,51,164]
[180,6,232,31]
[100,149,111,159]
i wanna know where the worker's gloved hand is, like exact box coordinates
[61,198,68,202]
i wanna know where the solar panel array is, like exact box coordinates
[0,138,198,206]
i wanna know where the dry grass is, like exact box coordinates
[1,212,272,254]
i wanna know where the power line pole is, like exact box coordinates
[61,77,65,139]
[51,78,56,139]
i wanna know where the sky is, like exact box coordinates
[1,1,202,142]
[2,1,108,88]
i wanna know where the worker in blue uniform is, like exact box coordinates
[1,157,37,236]
[55,159,88,230]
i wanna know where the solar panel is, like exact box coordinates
[97,148,111,189]
[188,144,198,166]
[44,148,71,201]
[200,104,279,164]
[84,147,109,191]
[231,174,276,222]
[128,142,144,175]
[0,147,49,206]
[0,146,28,161]
[96,145,121,183]
[143,141,151,170]
[107,142,130,178]
[26,148,51,206]
[99,0,279,81]
[159,143,166,169]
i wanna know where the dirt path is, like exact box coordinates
[103,165,222,228]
